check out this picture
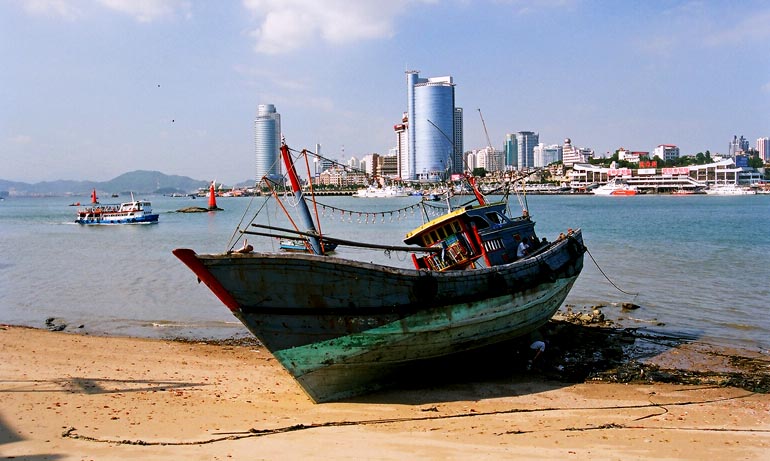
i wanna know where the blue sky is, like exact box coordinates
[2,0,768,184]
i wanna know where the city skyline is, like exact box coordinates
[2,1,769,185]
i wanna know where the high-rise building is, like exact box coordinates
[406,71,457,181]
[474,146,505,172]
[516,131,539,170]
[505,133,518,170]
[254,104,281,182]
[393,113,409,179]
[534,143,563,167]
[729,135,749,157]
[757,137,769,161]
[452,107,464,174]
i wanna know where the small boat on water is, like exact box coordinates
[173,142,585,402]
[704,183,756,196]
[75,193,159,225]
[279,238,338,253]
[592,178,638,196]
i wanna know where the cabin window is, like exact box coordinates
[431,231,440,243]
[451,221,462,233]
[486,212,507,224]
[469,217,489,230]
[438,226,448,239]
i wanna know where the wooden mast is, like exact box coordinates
[280,142,323,255]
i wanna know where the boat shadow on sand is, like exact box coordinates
[201,306,770,405]
[342,308,770,405]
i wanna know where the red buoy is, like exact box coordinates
[208,181,217,210]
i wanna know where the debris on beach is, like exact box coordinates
[45,317,67,332]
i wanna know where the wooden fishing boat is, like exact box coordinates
[173,143,585,402]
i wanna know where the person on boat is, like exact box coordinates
[234,239,253,254]
[528,235,541,251]
[516,238,529,258]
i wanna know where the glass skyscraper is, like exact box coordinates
[254,104,281,182]
[406,71,457,181]
[505,133,518,170]
[516,131,539,170]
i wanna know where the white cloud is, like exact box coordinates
[242,0,407,55]
[762,82,770,94]
[96,0,191,22]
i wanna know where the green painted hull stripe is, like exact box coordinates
[274,276,575,376]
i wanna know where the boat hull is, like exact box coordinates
[173,231,584,402]
[74,214,159,225]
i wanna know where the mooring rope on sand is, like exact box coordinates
[60,393,761,446]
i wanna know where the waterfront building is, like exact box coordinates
[653,144,680,162]
[505,133,518,170]
[757,137,769,161]
[570,158,746,192]
[516,131,539,170]
[315,166,368,187]
[254,104,281,182]
[562,138,591,167]
[406,71,457,182]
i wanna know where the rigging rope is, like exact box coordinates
[584,247,639,297]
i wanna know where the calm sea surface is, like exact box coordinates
[1,193,768,351]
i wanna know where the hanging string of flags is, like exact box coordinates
[315,201,419,224]
[310,200,452,224]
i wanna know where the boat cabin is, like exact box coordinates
[404,202,538,272]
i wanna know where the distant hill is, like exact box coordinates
[0,171,214,196]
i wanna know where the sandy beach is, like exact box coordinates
[1,325,768,460]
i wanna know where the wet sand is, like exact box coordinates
[1,324,769,460]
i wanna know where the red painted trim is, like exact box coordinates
[281,144,302,193]
[471,224,491,267]
[172,248,240,312]
[411,253,420,270]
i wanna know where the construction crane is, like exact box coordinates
[478,108,493,152]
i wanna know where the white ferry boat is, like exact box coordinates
[591,179,638,196]
[354,185,409,198]
[704,184,756,196]
[75,194,159,224]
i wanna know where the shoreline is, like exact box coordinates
[1,323,769,460]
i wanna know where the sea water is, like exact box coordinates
[1,194,768,351]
